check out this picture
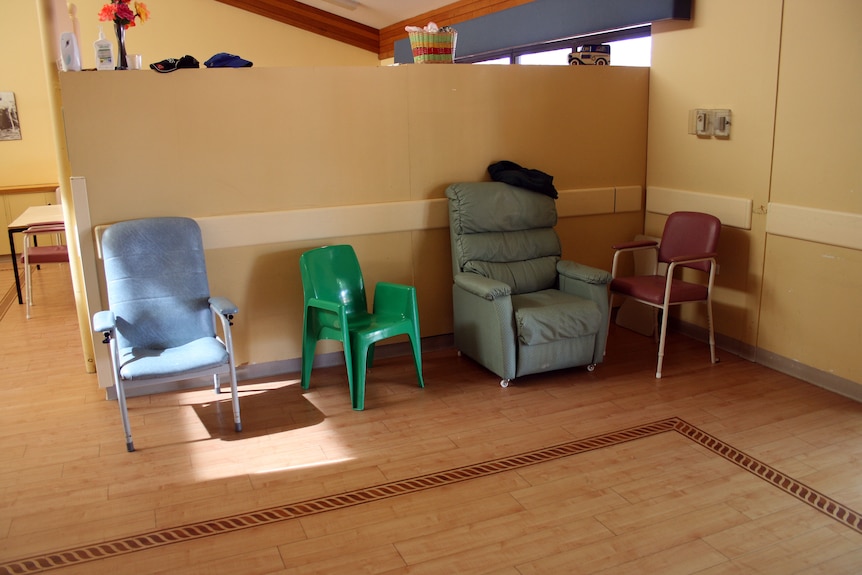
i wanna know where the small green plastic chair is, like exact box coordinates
[299,245,425,410]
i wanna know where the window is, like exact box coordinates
[606,36,651,67]
[465,25,651,67]
[518,48,571,66]
[474,56,511,65]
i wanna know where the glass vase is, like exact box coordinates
[114,22,128,70]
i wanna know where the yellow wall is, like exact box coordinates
[770,0,862,213]
[1,3,57,186]
[59,65,649,382]
[648,0,862,386]
[759,0,862,384]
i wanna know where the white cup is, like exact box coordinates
[127,54,142,70]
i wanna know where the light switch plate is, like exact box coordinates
[713,109,731,137]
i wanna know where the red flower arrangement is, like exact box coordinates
[99,0,150,29]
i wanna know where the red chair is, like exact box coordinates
[20,223,69,319]
[609,212,721,378]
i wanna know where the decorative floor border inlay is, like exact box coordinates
[3,417,861,574]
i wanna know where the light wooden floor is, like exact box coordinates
[2,263,862,574]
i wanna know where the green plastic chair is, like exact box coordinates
[299,245,425,410]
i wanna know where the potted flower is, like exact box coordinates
[98,1,150,69]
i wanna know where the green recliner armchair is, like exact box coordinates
[446,182,612,387]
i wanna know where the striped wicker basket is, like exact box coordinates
[408,30,458,64]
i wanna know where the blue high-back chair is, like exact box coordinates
[93,217,242,452]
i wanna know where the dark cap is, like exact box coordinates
[204,53,253,68]
[150,55,200,73]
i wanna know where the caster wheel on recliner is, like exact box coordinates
[500,379,510,388]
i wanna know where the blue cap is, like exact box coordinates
[204,53,253,68]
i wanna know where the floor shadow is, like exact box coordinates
[193,380,325,441]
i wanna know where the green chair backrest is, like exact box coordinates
[299,245,368,317]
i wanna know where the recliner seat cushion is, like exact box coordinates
[512,290,602,346]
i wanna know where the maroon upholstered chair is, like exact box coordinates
[609,211,721,378]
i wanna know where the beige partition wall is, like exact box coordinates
[59,65,649,387]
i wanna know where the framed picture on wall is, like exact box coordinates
[0,92,22,141]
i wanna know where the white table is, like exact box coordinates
[7,204,65,305]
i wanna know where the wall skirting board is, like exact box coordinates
[754,349,862,403]
[673,319,862,404]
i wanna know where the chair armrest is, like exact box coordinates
[209,296,238,316]
[611,240,659,278]
[557,261,612,285]
[375,282,413,297]
[669,252,717,264]
[307,297,343,313]
[93,310,116,334]
[611,239,657,251]
[454,272,511,301]
[374,282,416,316]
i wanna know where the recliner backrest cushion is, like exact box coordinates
[447,182,561,294]
[448,181,557,235]
[465,255,559,294]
